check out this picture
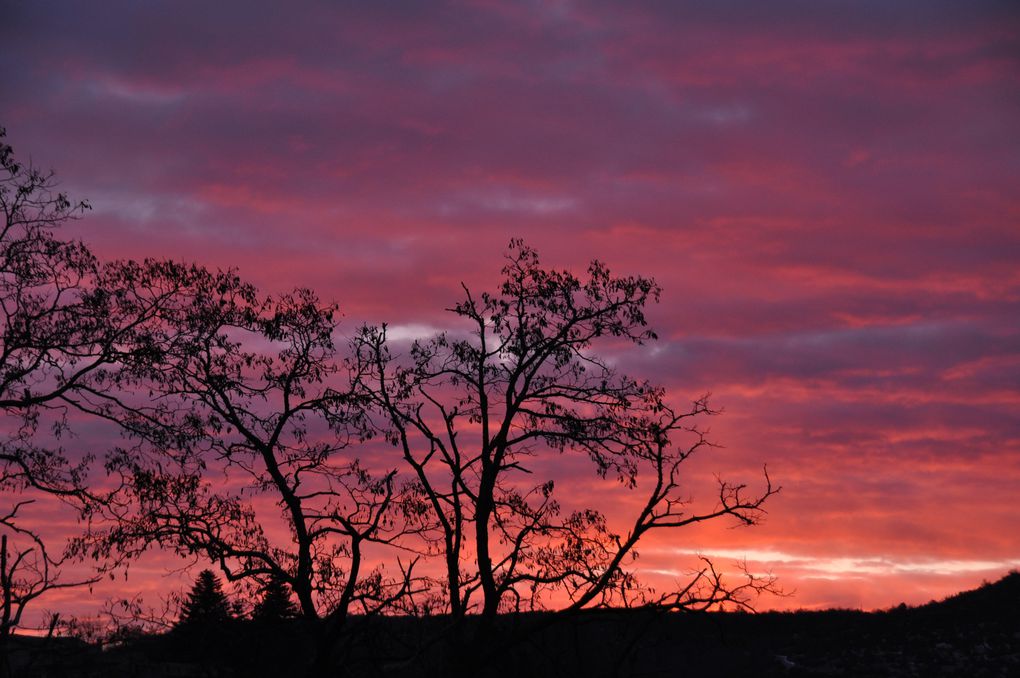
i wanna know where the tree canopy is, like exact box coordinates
[354,241,777,627]
[0,124,778,675]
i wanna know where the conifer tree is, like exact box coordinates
[178,570,233,627]
[252,576,298,622]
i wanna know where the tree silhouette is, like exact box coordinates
[252,575,298,622]
[0,125,224,650]
[91,279,416,621]
[74,268,423,675]
[0,127,112,675]
[1,122,780,673]
[355,241,778,653]
[178,569,233,627]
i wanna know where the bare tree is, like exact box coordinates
[79,269,419,654]
[1,127,249,641]
[354,241,778,642]
[0,508,100,677]
[0,127,295,669]
[0,128,113,672]
[3,124,777,673]
[0,145,422,669]
[1,124,95,500]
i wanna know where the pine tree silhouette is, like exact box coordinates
[252,575,298,622]
[178,569,233,627]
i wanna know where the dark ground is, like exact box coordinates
[7,571,1018,677]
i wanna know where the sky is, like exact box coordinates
[1,0,1019,615]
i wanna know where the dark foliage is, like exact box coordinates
[252,575,299,622]
[178,569,233,628]
[15,572,1019,677]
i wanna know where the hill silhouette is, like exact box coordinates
[6,572,1019,677]
[918,569,1020,616]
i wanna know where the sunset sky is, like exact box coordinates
[2,1,1019,615]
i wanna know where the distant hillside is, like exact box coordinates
[6,572,1019,677]
[758,571,1020,677]
[918,569,1020,616]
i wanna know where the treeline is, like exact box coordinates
[0,127,776,674]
